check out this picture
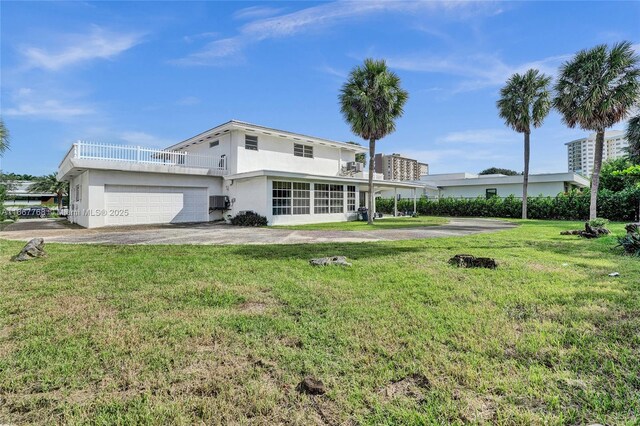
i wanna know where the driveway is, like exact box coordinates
[0,218,516,245]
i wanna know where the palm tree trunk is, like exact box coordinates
[589,129,605,220]
[368,138,376,225]
[522,131,530,219]
[57,190,63,211]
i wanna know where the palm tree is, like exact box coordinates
[554,42,640,219]
[29,173,68,211]
[0,117,9,157]
[497,69,552,219]
[339,58,408,224]
[626,114,640,163]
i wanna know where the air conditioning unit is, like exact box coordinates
[347,161,363,172]
[209,195,230,211]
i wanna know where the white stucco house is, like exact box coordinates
[58,120,423,228]
[380,172,590,200]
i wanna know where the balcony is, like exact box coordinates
[58,141,228,180]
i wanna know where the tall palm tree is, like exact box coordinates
[626,114,640,163]
[497,69,551,219]
[0,117,9,157]
[29,173,68,211]
[340,58,408,224]
[554,42,640,219]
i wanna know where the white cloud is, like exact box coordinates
[21,26,144,71]
[4,88,94,120]
[437,129,518,145]
[386,51,570,93]
[233,6,285,20]
[119,131,175,148]
[176,96,200,106]
[176,1,500,65]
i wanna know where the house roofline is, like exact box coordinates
[225,169,426,188]
[165,120,368,153]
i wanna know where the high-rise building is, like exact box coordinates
[374,153,429,181]
[566,130,628,177]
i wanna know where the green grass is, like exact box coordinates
[0,220,638,425]
[273,215,448,230]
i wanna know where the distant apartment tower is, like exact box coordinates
[374,153,429,181]
[566,130,628,177]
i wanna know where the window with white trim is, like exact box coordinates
[75,184,81,202]
[209,139,219,148]
[294,143,313,158]
[292,182,310,215]
[347,185,356,212]
[314,184,330,214]
[245,135,258,151]
[329,184,344,213]
[272,181,291,215]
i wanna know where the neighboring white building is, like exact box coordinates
[380,172,589,200]
[58,120,423,228]
[2,181,58,206]
[566,130,628,177]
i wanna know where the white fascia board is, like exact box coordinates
[428,173,589,188]
[167,120,368,153]
[225,170,425,188]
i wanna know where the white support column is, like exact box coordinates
[394,187,398,217]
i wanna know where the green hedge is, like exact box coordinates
[376,189,640,222]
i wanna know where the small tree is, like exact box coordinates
[346,141,367,164]
[554,42,640,219]
[479,167,520,176]
[29,173,68,211]
[626,114,640,163]
[340,58,408,224]
[497,69,552,219]
[0,117,9,156]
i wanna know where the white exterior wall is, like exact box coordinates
[439,181,566,198]
[179,130,357,177]
[226,176,269,219]
[234,131,355,176]
[69,170,224,227]
[68,171,91,227]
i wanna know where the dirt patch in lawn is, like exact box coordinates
[378,374,431,403]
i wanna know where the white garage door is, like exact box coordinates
[104,185,208,226]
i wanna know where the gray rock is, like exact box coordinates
[297,377,326,395]
[12,238,46,262]
[309,256,351,267]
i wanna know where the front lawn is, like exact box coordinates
[0,221,638,424]
[274,215,448,230]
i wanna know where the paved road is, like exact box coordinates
[0,218,517,245]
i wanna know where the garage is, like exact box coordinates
[104,185,208,226]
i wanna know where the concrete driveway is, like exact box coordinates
[0,217,516,245]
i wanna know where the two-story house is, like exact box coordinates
[57,120,423,228]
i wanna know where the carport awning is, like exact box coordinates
[225,169,426,189]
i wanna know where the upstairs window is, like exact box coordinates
[245,135,258,151]
[294,143,313,158]
[209,140,219,148]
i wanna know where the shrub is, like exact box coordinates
[376,189,640,222]
[588,218,609,229]
[617,225,640,256]
[230,211,268,227]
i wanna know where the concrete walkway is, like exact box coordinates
[0,218,516,245]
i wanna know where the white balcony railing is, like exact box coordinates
[68,142,227,174]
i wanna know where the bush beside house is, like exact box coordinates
[377,189,640,222]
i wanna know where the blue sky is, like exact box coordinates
[1,1,639,176]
